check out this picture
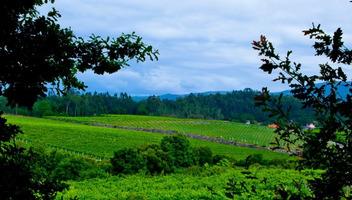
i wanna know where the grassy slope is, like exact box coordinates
[6,115,289,160]
[48,114,276,146]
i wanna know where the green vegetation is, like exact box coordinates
[57,167,322,200]
[5,114,312,199]
[48,114,276,147]
[253,7,352,197]
[0,0,158,198]
[3,0,349,198]
[6,115,289,160]
[1,89,315,125]
[111,135,213,175]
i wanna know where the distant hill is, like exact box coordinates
[132,91,229,101]
[133,82,352,102]
[132,94,184,101]
[274,82,351,98]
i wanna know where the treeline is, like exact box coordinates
[0,89,314,124]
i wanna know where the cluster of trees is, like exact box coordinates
[110,134,292,176]
[1,89,315,125]
[1,92,136,117]
[111,135,213,175]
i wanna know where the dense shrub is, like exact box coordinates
[53,158,86,181]
[111,135,216,175]
[160,134,194,168]
[0,147,68,199]
[140,144,173,174]
[244,154,264,168]
[111,148,145,174]
[212,154,232,165]
[52,157,107,181]
[233,154,297,169]
[267,159,298,169]
[193,146,213,166]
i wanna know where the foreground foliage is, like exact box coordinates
[253,3,352,197]
[57,166,322,200]
[0,0,157,198]
[0,113,67,199]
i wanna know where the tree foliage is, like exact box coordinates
[111,148,146,175]
[0,0,158,199]
[1,90,316,125]
[160,134,195,168]
[0,114,68,199]
[253,17,352,199]
[110,135,214,175]
[0,0,158,108]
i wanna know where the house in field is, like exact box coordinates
[305,123,316,130]
[268,123,279,129]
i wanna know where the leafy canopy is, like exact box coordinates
[0,0,158,108]
[0,0,158,199]
[253,20,352,199]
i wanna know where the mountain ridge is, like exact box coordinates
[132,82,351,101]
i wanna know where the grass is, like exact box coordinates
[6,115,289,160]
[48,114,276,146]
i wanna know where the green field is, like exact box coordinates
[6,115,289,160]
[48,115,276,147]
[3,115,312,199]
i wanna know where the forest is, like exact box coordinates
[0,89,315,125]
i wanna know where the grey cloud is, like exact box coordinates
[42,0,352,95]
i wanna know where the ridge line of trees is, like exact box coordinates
[1,89,315,124]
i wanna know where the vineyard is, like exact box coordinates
[48,115,276,147]
[4,114,318,199]
[58,167,322,200]
[6,115,289,160]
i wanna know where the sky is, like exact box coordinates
[42,0,352,95]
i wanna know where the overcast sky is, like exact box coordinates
[42,0,352,95]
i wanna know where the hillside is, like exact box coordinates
[48,115,277,147]
[5,114,318,199]
[6,115,289,160]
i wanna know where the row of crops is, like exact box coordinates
[6,115,289,160]
[4,114,309,200]
[48,114,276,147]
[58,167,322,200]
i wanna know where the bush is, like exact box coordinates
[111,135,217,175]
[0,147,68,199]
[140,144,173,174]
[244,154,264,168]
[111,148,145,175]
[193,146,213,166]
[53,158,86,180]
[160,134,194,168]
[267,159,298,169]
[52,157,107,181]
[212,154,231,165]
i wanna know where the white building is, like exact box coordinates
[306,123,316,130]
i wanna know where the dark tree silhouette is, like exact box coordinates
[0,0,158,199]
[253,8,352,200]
